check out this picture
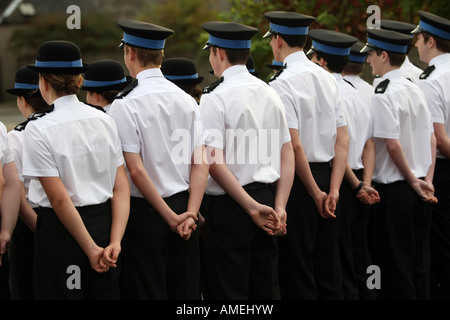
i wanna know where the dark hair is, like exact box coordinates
[211,46,250,65]
[374,49,405,67]
[125,44,164,67]
[315,51,349,73]
[88,90,121,104]
[276,33,307,48]
[343,61,365,75]
[41,73,81,95]
[422,31,450,53]
[23,95,50,112]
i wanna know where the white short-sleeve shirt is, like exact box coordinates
[22,95,124,207]
[333,74,372,170]
[417,53,450,159]
[372,69,433,184]
[199,65,291,196]
[109,68,204,198]
[269,51,347,163]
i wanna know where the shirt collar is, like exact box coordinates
[379,68,403,81]
[429,53,450,67]
[136,68,164,80]
[332,73,343,81]
[222,64,248,79]
[52,94,79,108]
[284,50,308,65]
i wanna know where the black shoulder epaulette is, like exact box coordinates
[16,105,54,131]
[14,119,29,132]
[269,63,286,82]
[202,76,224,94]
[115,78,138,99]
[419,65,435,80]
[343,78,355,89]
[375,79,390,94]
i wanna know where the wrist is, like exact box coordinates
[353,181,364,194]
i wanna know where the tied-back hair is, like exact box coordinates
[23,95,50,113]
[40,73,82,95]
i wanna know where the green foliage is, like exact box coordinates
[9,12,122,65]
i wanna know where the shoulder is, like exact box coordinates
[202,77,224,94]
[419,65,436,80]
[115,78,139,99]
[374,79,390,94]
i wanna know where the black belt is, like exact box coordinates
[242,182,274,192]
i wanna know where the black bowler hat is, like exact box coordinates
[348,41,368,63]
[246,56,260,76]
[307,29,358,57]
[81,59,132,92]
[361,28,413,54]
[27,40,89,75]
[7,65,41,96]
[118,20,174,50]
[380,20,416,36]
[263,11,315,39]
[411,11,450,40]
[202,21,258,50]
[161,58,203,84]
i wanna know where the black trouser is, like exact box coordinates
[370,180,431,300]
[431,158,450,299]
[120,191,200,300]
[0,217,11,300]
[203,183,279,300]
[34,200,120,300]
[278,162,342,300]
[9,217,35,300]
[338,169,376,300]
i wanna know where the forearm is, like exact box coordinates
[385,139,417,184]
[330,126,349,193]
[275,142,295,211]
[109,165,130,245]
[0,163,20,239]
[361,138,376,185]
[187,147,209,214]
[425,133,437,183]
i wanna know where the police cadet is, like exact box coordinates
[307,29,379,300]
[361,28,437,299]
[161,57,204,103]
[199,21,294,299]
[0,120,20,300]
[412,10,450,300]
[22,40,130,299]
[6,66,50,299]
[109,20,208,299]
[263,11,349,299]
[81,59,132,114]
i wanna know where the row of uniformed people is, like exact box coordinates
[1,9,450,300]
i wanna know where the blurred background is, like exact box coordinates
[0,0,449,130]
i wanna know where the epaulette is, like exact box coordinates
[15,105,54,131]
[375,79,390,94]
[115,78,138,99]
[419,65,435,80]
[269,63,286,82]
[343,78,355,89]
[202,76,224,94]
[84,102,106,113]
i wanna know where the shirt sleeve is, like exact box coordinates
[417,80,444,124]
[22,121,59,178]
[7,131,24,182]
[270,79,299,130]
[372,94,400,140]
[199,94,226,150]
[109,99,141,154]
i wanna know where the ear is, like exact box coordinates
[275,34,283,49]
[381,50,389,63]
[427,36,437,49]
[217,47,226,61]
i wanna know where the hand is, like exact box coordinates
[176,216,198,240]
[411,179,438,204]
[357,183,380,205]
[248,203,280,236]
[0,232,12,267]
[87,245,109,273]
[272,207,287,236]
[323,189,339,219]
[168,211,198,235]
[101,242,121,269]
[311,190,328,218]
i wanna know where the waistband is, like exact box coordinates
[242,182,275,192]
[37,199,111,215]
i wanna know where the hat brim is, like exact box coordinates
[6,88,41,96]
[170,76,204,85]
[81,76,133,92]
[27,63,90,75]
[263,30,273,39]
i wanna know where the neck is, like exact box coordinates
[279,46,302,62]
[378,64,398,77]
